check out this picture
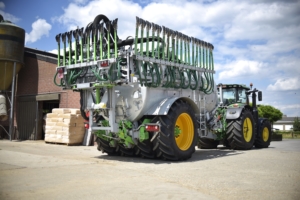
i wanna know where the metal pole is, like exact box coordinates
[9,62,16,141]
[35,101,39,140]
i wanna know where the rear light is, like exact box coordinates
[84,123,89,129]
[57,68,64,78]
[100,60,110,67]
[145,124,160,132]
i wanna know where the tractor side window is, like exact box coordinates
[237,89,247,103]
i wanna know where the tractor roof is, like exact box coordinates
[217,83,250,90]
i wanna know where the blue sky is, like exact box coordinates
[1,0,300,117]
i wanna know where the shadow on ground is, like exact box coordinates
[93,146,249,164]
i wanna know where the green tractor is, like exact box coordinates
[198,83,272,150]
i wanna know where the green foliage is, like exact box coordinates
[257,105,283,124]
[293,117,300,131]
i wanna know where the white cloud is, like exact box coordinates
[269,103,300,117]
[267,78,300,91]
[49,49,58,54]
[0,2,20,23]
[25,19,52,44]
[55,0,141,40]
[217,60,265,80]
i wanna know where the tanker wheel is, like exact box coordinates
[197,138,219,149]
[96,137,120,156]
[136,117,159,159]
[136,140,156,159]
[226,109,255,150]
[254,120,271,148]
[119,145,136,157]
[222,139,231,148]
[154,100,197,161]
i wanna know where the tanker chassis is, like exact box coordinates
[54,14,271,160]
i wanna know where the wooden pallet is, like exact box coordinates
[45,141,82,146]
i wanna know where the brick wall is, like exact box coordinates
[17,56,80,108]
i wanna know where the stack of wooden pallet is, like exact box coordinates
[45,108,86,145]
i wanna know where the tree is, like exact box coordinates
[294,117,300,131]
[257,105,283,125]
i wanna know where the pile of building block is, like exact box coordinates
[45,108,86,145]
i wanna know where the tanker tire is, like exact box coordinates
[96,137,120,156]
[197,138,219,149]
[136,140,156,159]
[254,120,271,148]
[222,139,231,148]
[226,109,255,150]
[153,100,197,161]
[119,145,136,157]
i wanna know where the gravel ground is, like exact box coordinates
[0,139,299,200]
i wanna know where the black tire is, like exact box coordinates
[153,100,197,161]
[222,139,231,148]
[136,140,156,158]
[96,137,120,156]
[135,117,158,159]
[254,120,271,148]
[197,138,219,149]
[226,109,255,150]
[119,144,136,156]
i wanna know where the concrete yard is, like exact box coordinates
[0,139,299,200]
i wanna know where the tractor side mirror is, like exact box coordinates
[258,91,262,101]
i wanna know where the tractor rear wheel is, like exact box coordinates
[226,109,255,150]
[197,138,219,149]
[153,100,197,161]
[254,120,271,148]
[96,137,120,156]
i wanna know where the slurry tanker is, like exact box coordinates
[54,14,271,160]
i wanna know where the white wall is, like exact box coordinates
[285,125,293,131]
[273,125,293,131]
[273,125,283,130]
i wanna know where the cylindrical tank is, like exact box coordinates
[0,15,25,91]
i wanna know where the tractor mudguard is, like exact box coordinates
[226,107,243,120]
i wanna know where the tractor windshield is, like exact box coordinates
[222,88,248,105]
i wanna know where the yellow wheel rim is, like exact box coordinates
[243,118,253,142]
[175,113,194,151]
[262,127,269,142]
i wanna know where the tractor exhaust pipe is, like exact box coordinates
[218,83,223,105]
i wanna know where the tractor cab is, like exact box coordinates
[217,84,250,106]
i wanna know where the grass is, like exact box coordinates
[274,131,300,139]
[282,133,300,139]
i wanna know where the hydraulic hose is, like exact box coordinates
[53,71,65,87]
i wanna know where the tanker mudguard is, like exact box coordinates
[145,97,200,116]
[226,107,243,119]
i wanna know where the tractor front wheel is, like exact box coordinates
[254,120,271,148]
[226,109,255,150]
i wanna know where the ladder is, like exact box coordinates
[199,95,207,137]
